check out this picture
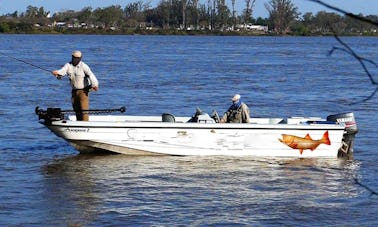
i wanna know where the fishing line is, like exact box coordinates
[0,51,51,73]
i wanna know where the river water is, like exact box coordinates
[0,35,377,226]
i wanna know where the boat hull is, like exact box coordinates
[45,120,346,158]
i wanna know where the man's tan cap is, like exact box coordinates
[72,50,82,58]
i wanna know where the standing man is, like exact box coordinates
[220,94,250,123]
[52,50,99,121]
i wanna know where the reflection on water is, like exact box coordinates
[42,155,104,226]
[42,154,362,225]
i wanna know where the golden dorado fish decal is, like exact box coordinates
[279,131,331,154]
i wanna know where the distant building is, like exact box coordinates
[237,24,269,32]
[54,21,66,27]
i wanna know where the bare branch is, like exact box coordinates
[307,0,378,26]
[355,178,378,197]
[308,0,378,103]
[329,35,378,86]
[328,35,378,103]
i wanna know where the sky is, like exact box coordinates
[0,0,377,18]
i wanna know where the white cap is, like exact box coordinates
[72,50,82,58]
[232,94,241,101]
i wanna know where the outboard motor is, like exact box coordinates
[327,112,358,158]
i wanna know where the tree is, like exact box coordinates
[231,0,236,28]
[124,1,149,21]
[93,5,124,29]
[314,11,344,34]
[23,6,50,25]
[190,0,200,29]
[215,0,230,30]
[243,0,256,24]
[77,7,93,26]
[153,0,172,28]
[0,22,11,32]
[52,10,78,23]
[182,0,187,28]
[265,0,299,34]
[197,3,210,29]
[124,1,150,28]
[25,5,39,18]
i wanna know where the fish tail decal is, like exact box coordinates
[321,130,331,145]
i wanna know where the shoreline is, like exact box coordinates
[1,30,377,37]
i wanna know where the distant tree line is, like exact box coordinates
[0,0,377,35]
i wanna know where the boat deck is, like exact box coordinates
[68,115,326,125]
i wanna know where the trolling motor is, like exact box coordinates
[327,112,358,158]
[35,106,126,124]
[35,107,64,123]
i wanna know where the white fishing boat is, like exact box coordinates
[35,107,358,158]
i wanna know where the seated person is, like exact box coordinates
[220,94,250,123]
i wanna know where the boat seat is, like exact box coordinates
[162,113,175,122]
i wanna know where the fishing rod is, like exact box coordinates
[61,106,127,114]
[0,51,51,73]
